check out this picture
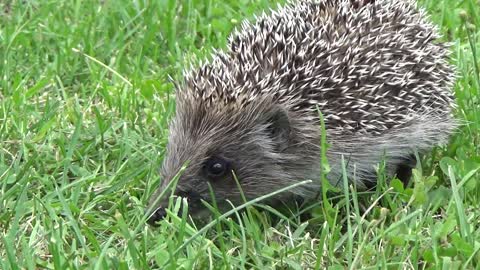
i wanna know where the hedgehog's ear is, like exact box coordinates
[265,107,291,152]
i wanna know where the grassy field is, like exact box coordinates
[1,0,479,269]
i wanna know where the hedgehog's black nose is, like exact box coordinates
[146,208,167,226]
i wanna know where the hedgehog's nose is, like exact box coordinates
[146,208,167,226]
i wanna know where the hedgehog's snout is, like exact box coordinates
[146,188,204,226]
[146,207,167,226]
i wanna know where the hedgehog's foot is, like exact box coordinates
[395,156,417,187]
[396,164,413,187]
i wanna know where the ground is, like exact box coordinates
[0,0,479,269]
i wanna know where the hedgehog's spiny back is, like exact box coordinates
[181,0,455,135]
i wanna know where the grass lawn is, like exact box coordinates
[1,0,479,269]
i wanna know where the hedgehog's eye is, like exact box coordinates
[204,157,230,178]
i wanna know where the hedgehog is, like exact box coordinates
[146,0,456,224]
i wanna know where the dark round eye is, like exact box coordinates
[204,157,230,178]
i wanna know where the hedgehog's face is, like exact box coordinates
[146,99,301,225]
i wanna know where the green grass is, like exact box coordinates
[1,0,479,268]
